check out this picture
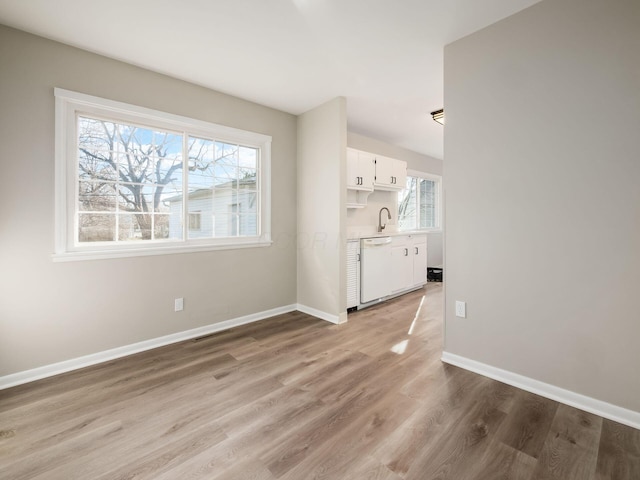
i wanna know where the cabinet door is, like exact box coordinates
[358,151,375,191]
[393,158,407,189]
[391,242,413,293]
[375,155,394,187]
[391,245,407,293]
[374,156,407,190]
[346,149,360,189]
[412,240,427,286]
[347,149,374,192]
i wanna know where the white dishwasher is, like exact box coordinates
[360,237,392,304]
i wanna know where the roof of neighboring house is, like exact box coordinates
[164,177,257,203]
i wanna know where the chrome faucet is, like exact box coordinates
[378,207,391,233]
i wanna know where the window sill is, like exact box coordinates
[52,239,272,262]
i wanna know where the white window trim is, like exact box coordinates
[400,169,442,233]
[53,88,272,262]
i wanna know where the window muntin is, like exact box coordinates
[397,173,441,231]
[55,89,271,260]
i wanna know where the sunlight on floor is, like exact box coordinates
[391,295,426,355]
[391,339,409,355]
[407,295,425,335]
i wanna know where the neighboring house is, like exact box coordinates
[166,177,258,239]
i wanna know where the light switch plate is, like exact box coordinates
[455,301,466,318]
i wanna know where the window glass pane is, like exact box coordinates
[79,181,117,212]
[188,137,215,163]
[153,131,182,160]
[117,183,154,213]
[398,177,417,230]
[154,214,174,240]
[216,141,238,169]
[78,213,115,242]
[239,168,257,187]
[118,213,151,241]
[79,151,117,181]
[238,146,258,169]
[238,214,258,236]
[419,179,436,229]
[213,214,232,237]
[78,117,116,155]
[185,188,213,239]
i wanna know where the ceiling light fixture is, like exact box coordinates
[430,109,444,125]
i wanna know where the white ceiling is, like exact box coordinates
[0,0,541,160]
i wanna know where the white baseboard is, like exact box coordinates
[0,304,297,391]
[296,304,347,324]
[441,351,640,430]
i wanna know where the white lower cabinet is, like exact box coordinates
[391,234,427,293]
[391,243,413,293]
[412,238,427,286]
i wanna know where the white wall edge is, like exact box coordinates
[441,351,640,430]
[296,304,346,324]
[0,304,298,391]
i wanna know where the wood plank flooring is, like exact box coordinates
[1,283,639,479]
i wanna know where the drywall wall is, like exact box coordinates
[347,132,443,267]
[444,0,640,412]
[297,98,347,322]
[0,25,298,376]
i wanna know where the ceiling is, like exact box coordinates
[0,0,541,160]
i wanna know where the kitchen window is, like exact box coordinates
[397,171,441,231]
[54,89,271,261]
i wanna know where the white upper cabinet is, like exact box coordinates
[347,148,375,191]
[374,155,406,191]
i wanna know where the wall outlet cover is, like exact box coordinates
[455,301,466,318]
[175,298,184,312]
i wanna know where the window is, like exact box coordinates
[188,212,202,232]
[54,89,271,260]
[397,171,441,231]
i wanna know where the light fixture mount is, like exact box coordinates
[430,109,444,125]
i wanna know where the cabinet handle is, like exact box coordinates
[356,253,360,262]
[404,248,408,256]
[415,247,419,255]
[391,176,395,184]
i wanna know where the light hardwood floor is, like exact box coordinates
[1,283,639,479]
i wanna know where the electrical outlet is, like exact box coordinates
[174,298,184,312]
[455,301,466,318]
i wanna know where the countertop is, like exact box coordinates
[346,228,429,241]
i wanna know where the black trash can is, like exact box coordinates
[427,267,443,282]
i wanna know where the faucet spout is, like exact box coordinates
[378,207,392,233]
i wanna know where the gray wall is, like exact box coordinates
[297,97,347,320]
[0,25,298,376]
[444,0,640,411]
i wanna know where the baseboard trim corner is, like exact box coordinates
[441,351,640,430]
[0,304,298,391]
[296,304,345,324]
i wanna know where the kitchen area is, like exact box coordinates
[345,143,443,311]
